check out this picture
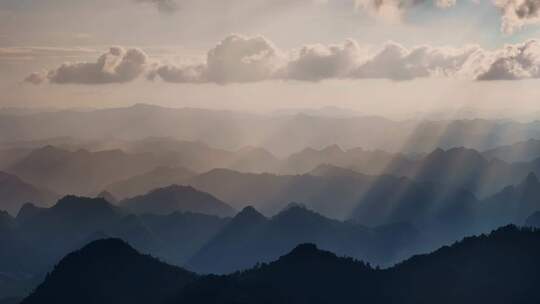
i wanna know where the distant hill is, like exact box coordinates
[1,104,539,156]
[0,171,57,215]
[21,239,197,304]
[122,137,280,173]
[188,168,384,218]
[188,166,479,226]
[120,185,235,217]
[105,166,196,200]
[8,146,159,195]
[350,175,478,234]
[187,205,420,273]
[283,145,411,175]
[481,173,540,228]
[384,147,536,197]
[0,195,230,298]
[22,226,540,304]
[483,139,540,162]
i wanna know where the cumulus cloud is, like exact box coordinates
[354,42,480,80]
[26,47,149,85]
[26,35,540,84]
[285,40,364,81]
[150,34,285,83]
[149,37,540,82]
[476,39,540,80]
[495,0,540,34]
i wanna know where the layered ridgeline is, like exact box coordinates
[0,195,421,300]
[21,225,540,304]
[6,146,160,196]
[4,173,540,298]
[2,104,540,156]
[100,145,540,216]
[0,171,57,215]
[186,204,419,274]
[4,138,540,201]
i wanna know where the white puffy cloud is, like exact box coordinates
[26,36,540,84]
[495,0,540,34]
[150,34,285,84]
[353,43,480,80]
[26,47,149,85]
[205,34,285,83]
[149,37,540,82]
[285,40,364,81]
[476,39,540,80]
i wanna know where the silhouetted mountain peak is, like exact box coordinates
[52,195,116,215]
[232,206,267,224]
[77,238,138,257]
[275,203,317,219]
[280,243,337,262]
[273,204,332,228]
[121,184,235,216]
[288,243,320,256]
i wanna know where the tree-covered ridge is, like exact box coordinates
[22,225,540,304]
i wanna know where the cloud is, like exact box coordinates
[150,34,285,83]
[26,47,149,85]
[24,72,47,85]
[495,0,540,34]
[353,0,540,34]
[354,0,456,22]
[285,40,364,81]
[476,39,540,80]
[26,36,540,84]
[148,37,540,82]
[354,42,481,80]
[134,0,178,13]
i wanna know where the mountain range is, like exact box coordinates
[0,195,425,299]
[20,225,540,304]
[2,104,540,156]
[4,136,540,202]
[6,146,159,196]
[0,171,57,215]
[120,185,236,217]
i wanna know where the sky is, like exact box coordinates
[2,0,540,119]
